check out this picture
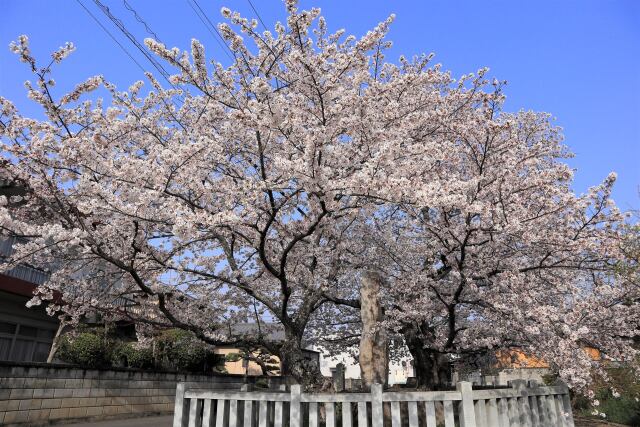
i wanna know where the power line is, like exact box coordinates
[75,0,148,75]
[184,0,234,62]
[78,0,184,110]
[245,0,282,89]
[190,0,233,53]
[122,0,163,43]
[246,0,268,31]
[92,0,176,87]
[119,1,185,101]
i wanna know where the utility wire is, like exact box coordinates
[246,0,268,31]
[122,0,163,43]
[190,0,233,53]
[92,0,176,87]
[245,0,282,89]
[78,0,184,113]
[75,0,148,75]
[184,0,234,62]
[118,0,187,105]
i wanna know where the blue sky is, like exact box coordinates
[1,0,638,210]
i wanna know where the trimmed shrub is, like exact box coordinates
[156,329,223,373]
[111,342,154,369]
[57,332,111,368]
[56,326,224,373]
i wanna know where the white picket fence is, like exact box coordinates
[173,380,574,427]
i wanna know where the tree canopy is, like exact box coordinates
[1,0,637,389]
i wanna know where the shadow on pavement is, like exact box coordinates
[59,415,173,427]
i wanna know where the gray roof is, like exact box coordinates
[225,322,285,341]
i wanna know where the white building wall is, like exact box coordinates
[319,352,414,385]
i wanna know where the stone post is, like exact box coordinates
[332,363,346,392]
[513,379,533,427]
[172,381,189,427]
[359,271,389,388]
[457,381,477,427]
[370,384,383,427]
[290,384,301,427]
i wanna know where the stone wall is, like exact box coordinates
[0,361,287,426]
[493,368,551,385]
[460,367,552,386]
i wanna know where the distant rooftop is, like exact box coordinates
[0,236,49,286]
[220,322,318,352]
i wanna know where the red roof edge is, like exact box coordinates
[0,273,62,302]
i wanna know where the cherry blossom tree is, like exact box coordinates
[0,0,447,383]
[363,107,639,389]
[619,220,639,296]
[1,0,636,390]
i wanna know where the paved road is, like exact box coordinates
[58,414,631,427]
[60,415,173,427]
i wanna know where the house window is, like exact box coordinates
[0,321,55,362]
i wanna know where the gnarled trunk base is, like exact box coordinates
[403,325,450,389]
[278,332,329,390]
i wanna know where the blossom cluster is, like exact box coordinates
[0,1,637,387]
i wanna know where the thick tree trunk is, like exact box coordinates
[359,271,389,389]
[277,329,326,389]
[403,324,450,389]
[278,332,306,377]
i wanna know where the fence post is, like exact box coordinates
[456,381,477,427]
[370,384,383,427]
[513,379,532,427]
[173,381,189,427]
[558,383,575,427]
[290,384,302,427]
[498,372,508,386]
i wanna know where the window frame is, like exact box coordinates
[0,320,56,362]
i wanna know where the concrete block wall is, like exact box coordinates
[0,362,287,426]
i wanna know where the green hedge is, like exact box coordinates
[57,327,223,373]
[573,366,640,425]
[156,329,214,372]
[57,332,111,368]
[111,342,154,369]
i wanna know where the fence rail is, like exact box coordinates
[173,380,574,427]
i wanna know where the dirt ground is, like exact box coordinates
[574,416,632,427]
